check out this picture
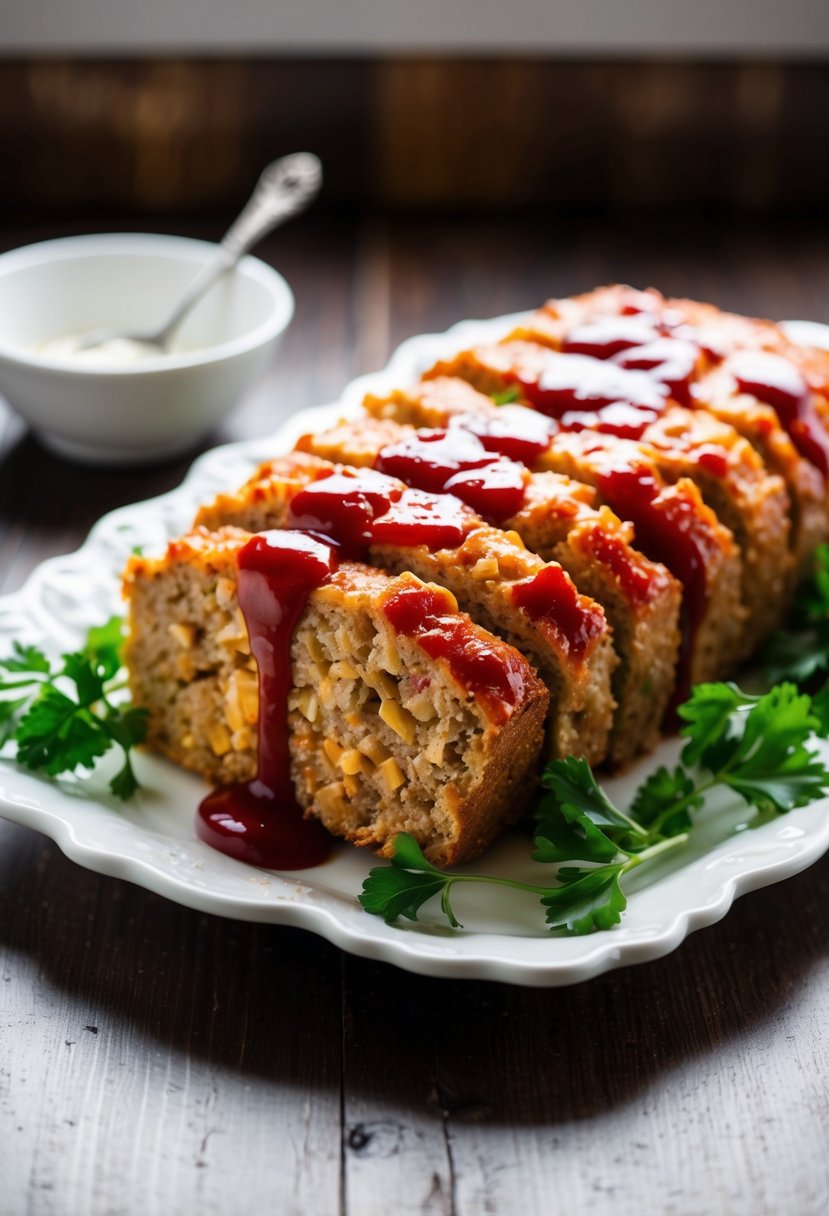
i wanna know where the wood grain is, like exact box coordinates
[2,60,829,218]
[1,214,828,1216]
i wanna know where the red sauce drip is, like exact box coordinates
[558,402,661,441]
[595,467,715,700]
[382,583,526,722]
[375,428,527,523]
[510,565,606,660]
[582,528,658,607]
[562,318,699,406]
[563,316,660,359]
[287,466,470,553]
[730,352,829,477]
[695,445,730,479]
[613,337,698,406]
[196,531,336,870]
[519,351,668,418]
[458,406,558,464]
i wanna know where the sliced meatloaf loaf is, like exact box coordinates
[123,527,549,865]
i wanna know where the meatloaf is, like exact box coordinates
[124,527,549,865]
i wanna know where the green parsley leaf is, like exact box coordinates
[359,865,447,924]
[810,680,829,734]
[532,796,620,864]
[108,754,142,801]
[794,544,829,624]
[541,863,628,934]
[629,764,702,837]
[15,687,110,776]
[0,696,29,746]
[762,628,829,685]
[762,546,829,684]
[83,616,126,682]
[491,385,521,406]
[102,704,149,750]
[717,684,828,814]
[61,651,107,707]
[360,834,451,924]
[541,755,647,843]
[0,641,51,675]
[1,616,145,799]
[678,682,757,768]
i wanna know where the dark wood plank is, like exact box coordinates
[1,213,828,1216]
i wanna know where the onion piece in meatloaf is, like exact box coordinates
[123,527,549,866]
[194,453,618,766]
[296,415,681,765]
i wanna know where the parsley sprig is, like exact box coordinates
[0,617,147,799]
[359,681,829,935]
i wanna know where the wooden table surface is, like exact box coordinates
[1,215,828,1216]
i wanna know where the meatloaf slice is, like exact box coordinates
[123,527,549,865]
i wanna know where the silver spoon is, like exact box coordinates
[77,152,322,353]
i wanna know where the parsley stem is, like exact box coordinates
[445,873,555,898]
[103,679,130,695]
[645,780,717,839]
[626,833,690,870]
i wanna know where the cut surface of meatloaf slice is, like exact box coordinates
[420,345,791,650]
[123,526,549,866]
[297,417,682,764]
[194,454,618,765]
[625,408,791,650]
[692,361,827,570]
[527,432,744,692]
[513,285,829,571]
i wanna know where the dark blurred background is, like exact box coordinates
[1,57,827,223]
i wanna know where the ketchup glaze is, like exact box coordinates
[367,430,604,657]
[375,428,527,523]
[595,464,715,699]
[382,582,527,723]
[729,351,829,478]
[196,531,336,870]
[551,300,829,478]
[287,466,471,552]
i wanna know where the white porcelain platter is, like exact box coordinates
[1,312,828,987]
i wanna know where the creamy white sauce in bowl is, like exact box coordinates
[37,335,179,367]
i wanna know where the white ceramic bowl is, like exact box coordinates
[0,233,295,465]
